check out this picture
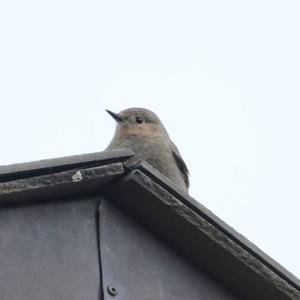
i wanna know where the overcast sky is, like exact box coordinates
[1,1,300,278]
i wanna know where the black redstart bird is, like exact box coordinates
[105,107,189,192]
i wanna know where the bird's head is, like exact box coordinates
[106,107,169,138]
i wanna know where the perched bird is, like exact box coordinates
[105,107,189,192]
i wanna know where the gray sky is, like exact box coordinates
[1,1,300,278]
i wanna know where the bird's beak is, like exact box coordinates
[106,109,124,122]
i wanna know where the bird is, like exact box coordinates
[105,107,189,192]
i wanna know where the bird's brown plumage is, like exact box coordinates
[106,107,189,192]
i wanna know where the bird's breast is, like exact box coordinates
[107,135,187,192]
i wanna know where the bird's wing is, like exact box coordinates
[171,144,189,188]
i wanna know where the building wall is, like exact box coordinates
[0,193,241,300]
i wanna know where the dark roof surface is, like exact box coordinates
[0,149,299,300]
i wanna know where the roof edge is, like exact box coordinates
[0,149,134,183]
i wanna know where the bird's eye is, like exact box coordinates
[135,116,144,124]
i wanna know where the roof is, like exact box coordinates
[0,149,299,300]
